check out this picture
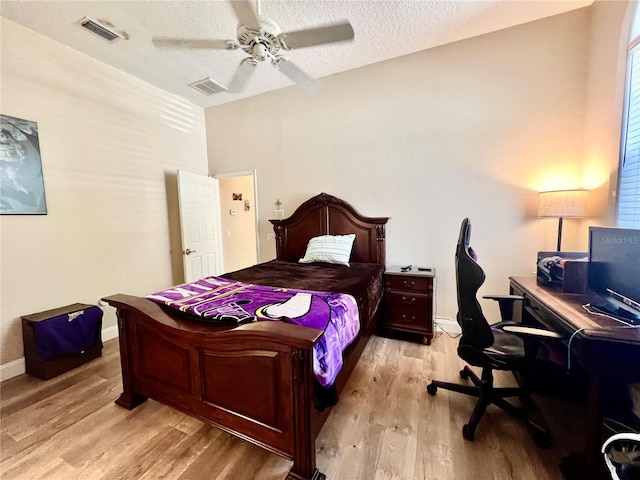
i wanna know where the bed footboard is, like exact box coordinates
[105,294,324,480]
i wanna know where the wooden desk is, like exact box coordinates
[510,276,640,479]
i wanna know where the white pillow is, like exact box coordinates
[299,234,356,267]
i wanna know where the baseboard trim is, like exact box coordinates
[0,326,119,382]
[0,357,26,382]
[102,325,119,342]
[434,317,461,334]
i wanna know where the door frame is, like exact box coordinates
[213,169,261,264]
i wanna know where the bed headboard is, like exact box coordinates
[269,193,389,265]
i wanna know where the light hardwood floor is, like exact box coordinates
[1,332,582,479]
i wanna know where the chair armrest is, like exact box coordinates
[482,294,524,321]
[501,324,562,339]
[602,432,640,476]
[483,294,524,301]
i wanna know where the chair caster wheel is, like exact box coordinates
[459,368,469,380]
[462,424,475,441]
[426,383,437,395]
[533,430,551,448]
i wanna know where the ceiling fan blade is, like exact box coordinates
[230,0,260,31]
[152,37,230,50]
[228,60,257,93]
[279,21,354,50]
[277,60,319,94]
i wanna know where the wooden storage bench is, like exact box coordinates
[21,303,103,380]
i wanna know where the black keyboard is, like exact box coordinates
[588,302,640,325]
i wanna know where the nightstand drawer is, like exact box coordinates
[387,290,431,310]
[387,292,430,326]
[386,275,432,293]
[386,310,425,329]
[387,291,431,328]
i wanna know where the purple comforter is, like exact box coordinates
[146,277,360,387]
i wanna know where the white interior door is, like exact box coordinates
[177,170,223,282]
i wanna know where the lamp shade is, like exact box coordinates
[538,190,588,218]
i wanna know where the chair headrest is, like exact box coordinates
[457,218,475,260]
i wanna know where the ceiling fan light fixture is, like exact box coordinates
[189,77,227,96]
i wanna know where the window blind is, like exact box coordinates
[618,46,640,228]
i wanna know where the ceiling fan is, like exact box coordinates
[152,0,354,94]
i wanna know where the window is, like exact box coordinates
[618,44,640,228]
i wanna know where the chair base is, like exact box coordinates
[427,365,551,448]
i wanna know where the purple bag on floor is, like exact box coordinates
[33,306,103,359]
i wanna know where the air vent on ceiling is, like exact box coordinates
[189,77,228,96]
[77,17,122,43]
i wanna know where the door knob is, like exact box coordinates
[183,248,196,255]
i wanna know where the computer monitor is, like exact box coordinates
[588,226,640,322]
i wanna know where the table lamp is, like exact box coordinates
[538,189,588,251]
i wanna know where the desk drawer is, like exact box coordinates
[524,294,574,336]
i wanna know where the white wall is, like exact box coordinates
[205,9,592,322]
[0,18,209,367]
[582,0,634,225]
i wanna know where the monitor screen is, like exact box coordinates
[588,226,640,319]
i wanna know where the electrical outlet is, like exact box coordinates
[267,233,275,241]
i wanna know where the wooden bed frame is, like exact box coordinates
[103,193,389,480]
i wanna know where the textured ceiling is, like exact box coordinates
[1,1,593,109]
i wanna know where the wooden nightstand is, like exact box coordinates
[384,267,435,345]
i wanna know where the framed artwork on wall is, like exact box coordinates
[0,114,47,214]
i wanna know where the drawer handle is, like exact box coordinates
[402,296,416,304]
[401,314,416,322]
[402,280,415,287]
